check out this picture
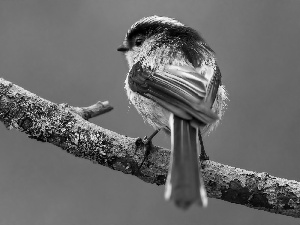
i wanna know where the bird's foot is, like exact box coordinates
[138,136,153,171]
[135,129,161,174]
[198,130,209,161]
[200,150,210,161]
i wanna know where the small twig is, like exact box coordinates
[60,101,113,120]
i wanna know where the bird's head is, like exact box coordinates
[117,15,213,69]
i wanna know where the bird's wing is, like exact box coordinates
[128,62,221,125]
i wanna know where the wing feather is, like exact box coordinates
[128,62,219,125]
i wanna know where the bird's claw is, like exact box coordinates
[200,151,209,161]
[134,129,161,174]
[143,136,149,144]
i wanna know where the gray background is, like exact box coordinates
[1,0,300,224]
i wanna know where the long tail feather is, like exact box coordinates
[165,113,208,209]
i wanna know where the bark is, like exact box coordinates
[0,77,299,218]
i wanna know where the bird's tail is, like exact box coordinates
[165,113,208,209]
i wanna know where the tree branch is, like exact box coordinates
[0,77,299,218]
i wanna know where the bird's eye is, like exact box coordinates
[135,38,143,47]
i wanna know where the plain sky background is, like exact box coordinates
[0,0,300,224]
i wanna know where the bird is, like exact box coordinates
[117,15,227,209]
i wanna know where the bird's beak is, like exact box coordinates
[117,42,129,52]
